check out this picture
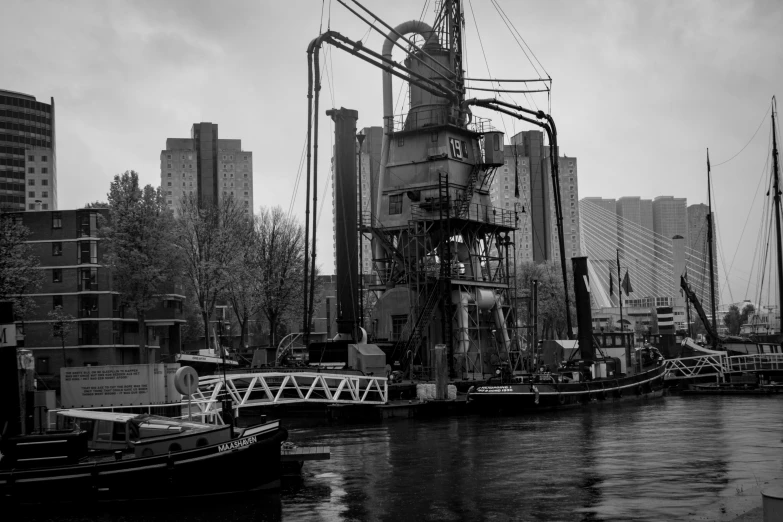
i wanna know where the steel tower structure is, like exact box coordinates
[364,1,519,379]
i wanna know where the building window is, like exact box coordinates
[167,155,171,159]
[52,269,62,283]
[28,167,34,174]
[391,314,408,341]
[28,155,34,161]
[167,191,172,195]
[36,357,50,375]
[52,212,62,229]
[78,212,97,237]
[389,194,403,215]
[42,168,48,174]
[78,321,100,345]
[167,164,171,168]
[167,173,171,178]
[28,191,35,198]
[78,294,99,318]
[28,179,35,185]
[167,182,172,187]
[42,191,48,198]
[79,241,98,264]
[79,268,98,291]
[52,242,62,256]
[42,179,48,186]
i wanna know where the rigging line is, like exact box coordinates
[712,103,772,167]
[491,0,550,79]
[721,126,772,298]
[319,0,325,34]
[746,170,772,300]
[465,77,551,83]
[465,86,550,94]
[487,0,544,112]
[465,0,510,135]
[287,131,310,217]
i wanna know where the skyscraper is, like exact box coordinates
[160,123,253,214]
[496,130,581,265]
[0,89,57,211]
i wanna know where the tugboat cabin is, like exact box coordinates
[54,410,232,458]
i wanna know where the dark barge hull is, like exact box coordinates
[467,365,667,413]
[0,425,287,504]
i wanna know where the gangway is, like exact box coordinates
[187,371,388,420]
[664,337,783,380]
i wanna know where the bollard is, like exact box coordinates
[434,344,448,400]
[762,486,783,522]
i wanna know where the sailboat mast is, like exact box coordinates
[706,148,718,348]
[770,96,783,329]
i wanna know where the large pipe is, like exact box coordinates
[375,22,438,271]
[492,294,511,353]
[572,256,595,362]
[452,290,471,357]
[327,107,360,339]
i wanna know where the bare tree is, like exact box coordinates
[222,216,263,349]
[100,171,179,364]
[174,194,249,350]
[257,207,306,348]
[48,305,75,369]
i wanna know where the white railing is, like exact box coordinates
[665,354,727,380]
[726,353,783,373]
[189,372,388,419]
[665,352,783,380]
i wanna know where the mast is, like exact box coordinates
[771,96,783,332]
[706,148,718,349]
[617,249,623,336]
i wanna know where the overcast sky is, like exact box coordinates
[2,0,782,307]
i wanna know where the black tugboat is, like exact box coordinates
[467,257,667,411]
[0,303,288,505]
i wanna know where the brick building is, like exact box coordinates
[10,208,184,387]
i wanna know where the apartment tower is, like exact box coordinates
[0,89,57,211]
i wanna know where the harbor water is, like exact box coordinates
[25,395,783,521]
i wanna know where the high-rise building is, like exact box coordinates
[0,89,57,211]
[496,131,580,265]
[160,123,253,214]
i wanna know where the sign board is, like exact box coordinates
[0,324,17,348]
[61,363,181,408]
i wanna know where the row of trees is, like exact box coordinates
[100,171,309,360]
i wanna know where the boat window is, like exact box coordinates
[96,420,113,441]
[113,421,127,442]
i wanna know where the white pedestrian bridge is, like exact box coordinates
[186,371,389,421]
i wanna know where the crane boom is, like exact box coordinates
[680,275,717,341]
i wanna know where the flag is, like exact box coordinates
[622,270,633,295]
[609,266,614,296]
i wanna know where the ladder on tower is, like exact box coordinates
[457,163,482,219]
[361,210,408,283]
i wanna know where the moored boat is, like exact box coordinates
[468,257,667,411]
[0,408,287,504]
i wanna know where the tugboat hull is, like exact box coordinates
[467,365,667,413]
[0,424,287,504]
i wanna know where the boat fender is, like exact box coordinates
[558,394,565,405]
[532,385,540,405]
[467,386,475,395]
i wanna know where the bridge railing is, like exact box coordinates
[725,353,783,373]
[664,354,727,380]
[189,372,389,418]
